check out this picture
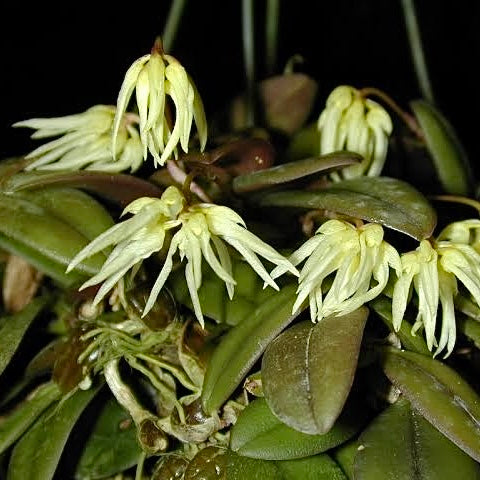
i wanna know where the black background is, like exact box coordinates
[1,1,479,165]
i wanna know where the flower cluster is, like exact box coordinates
[14,106,143,172]
[393,220,480,357]
[271,219,401,322]
[68,186,298,327]
[317,86,393,180]
[113,38,207,167]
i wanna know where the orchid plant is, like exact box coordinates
[1,1,480,479]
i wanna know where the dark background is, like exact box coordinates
[1,1,479,164]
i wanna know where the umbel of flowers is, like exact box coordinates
[15,38,207,172]
[68,186,299,327]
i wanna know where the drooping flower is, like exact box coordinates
[14,105,143,173]
[67,186,297,327]
[392,222,480,357]
[271,219,401,322]
[317,85,393,180]
[113,38,207,167]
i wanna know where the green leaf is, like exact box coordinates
[262,308,368,434]
[370,296,430,355]
[232,152,361,193]
[276,454,347,480]
[381,348,480,462]
[410,99,472,195]
[201,283,299,414]
[332,439,359,480]
[0,296,49,377]
[75,395,141,480]
[0,192,106,285]
[258,176,437,241]
[2,170,163,208]
[7,385,101,480]
[230,398,367,460]
[22,188,114,242]
[0,382,61,455]
[354,398,480,479]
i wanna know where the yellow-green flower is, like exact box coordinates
[14,105,143,172]
[113,39,207,167]
[271,219,401,322]
[317,85,393,180]
[392,223,480,357]
[67,186,297,327]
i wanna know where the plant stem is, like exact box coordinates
[242,0,255,127]
[162,0,188,52]
[266,0,279,75]
[400,0,434,103]
[359,87,424,140]
[135,452,146,480]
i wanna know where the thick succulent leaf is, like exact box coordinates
[0,296,49,377]
[370,296,430,355]
[262,308,368,434]
[7,385,101,480]
[0,382,60,455]
[382,348,480,462]
[231,73,318,135]
[230,397,367,460]
[276,454,347,480]
[258,176,437,241]
[2,170,163,208]
[410,99,472,195]
[201,283,299,414]
[0,193,106,284]
[22,188,114,242]
[170,259,277,326]
[232,152,362,193]
[354,398,480,479]
[75,395,141,480]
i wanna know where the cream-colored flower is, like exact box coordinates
[272,219,401,322]
[392,226,480,357]
[317,85,393,180]
[14,105,143,173]
[67,186,297,327]
[113,39,207,167]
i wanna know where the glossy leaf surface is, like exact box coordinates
[355,398,480,479]
[259,176,437,241]
[382,348,480,462]
[411,99,472,195]
[0,296,49,377]
[0,382,60,455]
[201,283,299,414]
[7,385,101,480]
[75,395,141,479]
[232,152,361,193]
[262,308,368,434]
[230,398,366,460]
